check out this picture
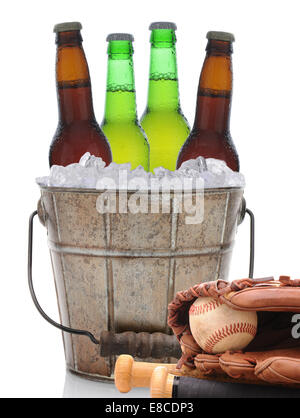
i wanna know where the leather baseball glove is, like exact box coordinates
[168,276,300,387]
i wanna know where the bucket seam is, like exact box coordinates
[104,212,115,376]
[215,192,230,281]
[52,193,77,371]
[166,198,178,334]
[47,241,233,258]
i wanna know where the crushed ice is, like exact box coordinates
[36,153,245,189]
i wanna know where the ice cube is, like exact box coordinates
[107,162,132,172]
[206,158,228,175]
[176,168,200,178]
[79,152,92,167]
[130,165,148,178]
[81,153,106,171]
[153,166,178,179]
[35,176,49,187]
[48,164,98,189]
[178,156,207,173]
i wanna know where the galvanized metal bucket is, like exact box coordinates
[30,186,249,381]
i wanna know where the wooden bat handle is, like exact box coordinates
[150,369,300,398]
[100,330,181,358]
[150,367,175,398]
[114,355,180,393]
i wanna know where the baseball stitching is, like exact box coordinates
[189,299,224,316]
[203,322,257,353]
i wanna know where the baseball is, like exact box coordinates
[189,296,257,354]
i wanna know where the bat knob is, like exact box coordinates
[114,355,134,393]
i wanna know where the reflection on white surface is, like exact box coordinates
[63,371,149,398]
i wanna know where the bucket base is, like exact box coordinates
[68,367,114,383]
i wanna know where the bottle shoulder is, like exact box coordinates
[49,123,112,167]
[178,129,239,171]
[186,127,234,140]
[181,130,237,155]
[53,120,105,139]
[141,108,190,128]
[102,120,149,143]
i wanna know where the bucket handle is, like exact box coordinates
[28,210,100,345]
[245,207,255,279]
[238,197,255,279]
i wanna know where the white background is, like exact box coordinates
[1,0,300,398]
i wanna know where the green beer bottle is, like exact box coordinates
[141,22,190,172]
[101,33,149,170]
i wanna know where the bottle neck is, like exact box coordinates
[104,41,137,122]
[147,29,180,111]
[55,31,95,124]
[193,39,233,133]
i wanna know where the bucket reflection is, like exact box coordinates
[63,370,148,398]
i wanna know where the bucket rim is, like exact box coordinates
[38,185,244,195]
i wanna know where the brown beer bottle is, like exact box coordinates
[49,22,112,167]
[177,31,239,171]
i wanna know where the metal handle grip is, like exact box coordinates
[100,330,180,358]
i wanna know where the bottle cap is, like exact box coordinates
[53,22,82,33]
[206,31,235,42]
[149,22,177,30]
[106,33,134,42]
